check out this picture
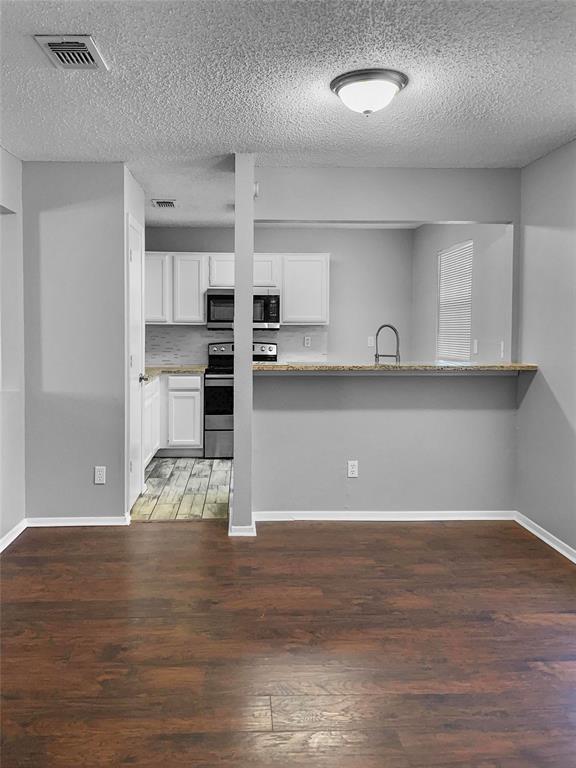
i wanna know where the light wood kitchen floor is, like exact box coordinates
[131,458,232,522]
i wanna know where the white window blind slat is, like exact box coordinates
[436,240,473,361]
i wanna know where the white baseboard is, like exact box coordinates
[0,516,129,554]
[515,512,576,565]
[2,511,574,567]
[0,519,27,553]
[228,522,257,537]
[254,510,516,522]
[26,516,130,528]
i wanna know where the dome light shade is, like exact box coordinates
[330,68,408,115]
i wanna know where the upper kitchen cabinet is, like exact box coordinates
[209,253,280,288]
[282,253,330,325]
[173,253,207,323]
[254,254,281,287]
[145,252,170,323]
[208,253,234,287]
[145,252,206,324]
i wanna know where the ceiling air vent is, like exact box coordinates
[34,35,108,71]
[151,199,176,209]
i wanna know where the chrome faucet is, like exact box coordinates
[375,324,400,364]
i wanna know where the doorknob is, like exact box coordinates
[139,373,149,383]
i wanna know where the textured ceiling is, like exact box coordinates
[1,0,575,225]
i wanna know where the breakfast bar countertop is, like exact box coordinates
[252,362,538,376]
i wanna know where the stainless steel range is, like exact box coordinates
[204,341,277,458]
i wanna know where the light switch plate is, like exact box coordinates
[367,336,375,348]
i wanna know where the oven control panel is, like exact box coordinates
[253,342,277,358]
[207,341,277,364]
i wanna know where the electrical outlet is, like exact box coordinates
[94,466,106,485]
[472,339,479,355]
[304,336,311,348]
[367,336,375,348]
[500,340,505,359]
[347,460,359,478]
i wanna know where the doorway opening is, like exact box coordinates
[131,457,232,521]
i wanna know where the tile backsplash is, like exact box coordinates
[145,325,328,366]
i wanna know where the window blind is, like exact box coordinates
[436,240,473,361]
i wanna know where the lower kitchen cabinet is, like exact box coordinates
[143,378,160,465]
[168,390,202,447]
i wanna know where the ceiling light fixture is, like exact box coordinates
[330,68,408,115]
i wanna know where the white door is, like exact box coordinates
[282,253,330,324]
[168,390,202,447]
[128,215,145,509]
[173,253,206,322]
[145,252,170,322]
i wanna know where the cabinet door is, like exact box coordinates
[254,254,280,287]
[143,393,154,465]
[145,253,170,322]
[150,389,160,455]
[209,254,235,287]
[143,381,160,465]
[173,253,206,323]
[282,253,329,324]
[209,253,280,287]
[168,390,202,447]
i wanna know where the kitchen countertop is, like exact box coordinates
[145,364,206,381]
[252,362,538,376]
[145,362,539,379]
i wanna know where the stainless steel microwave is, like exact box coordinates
[206,289,280,330]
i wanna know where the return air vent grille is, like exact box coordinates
[34,35,108,71]
[151,199,176,208]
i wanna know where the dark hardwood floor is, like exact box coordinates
[2,521,576,767]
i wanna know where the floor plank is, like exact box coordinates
[1,521,576,768]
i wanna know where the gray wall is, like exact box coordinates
[253,376,517,512]
[250,166,522,517]
[0,148,25,539]
[146,226,414,364]
[411,223,514,362]
[256,167,520,223]
[517,140,576,548]
[23,163,127,519]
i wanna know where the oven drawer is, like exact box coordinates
[204,430,234,459]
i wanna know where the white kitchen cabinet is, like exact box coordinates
[173,253,206,323]
[145,253,170,322]
[168,390,202,447]
[146,252,206,324]
[282,253,330,324]
[143,378,160,466]
[254,254,281,287]
[209,253,280,288]
[209,253,235,287]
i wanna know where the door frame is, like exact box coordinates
[124,212,145,521]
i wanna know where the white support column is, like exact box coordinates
[230,154,256,535]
